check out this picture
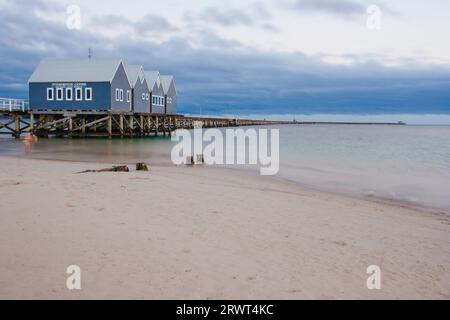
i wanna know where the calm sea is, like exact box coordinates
[1,124,450,212]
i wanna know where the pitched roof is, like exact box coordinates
[28,58,124,83]
[124,64,144,87]
[144,71,160,91]
[160,75,175,94]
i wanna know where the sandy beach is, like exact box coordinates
[0,155,449,299]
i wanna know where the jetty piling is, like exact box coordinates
[1,109,290,139]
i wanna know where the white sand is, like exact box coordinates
[0,155,449,299]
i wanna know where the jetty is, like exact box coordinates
[1,98,288,138]
[1,98,406,139]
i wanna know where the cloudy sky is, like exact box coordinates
[1,0,450,116]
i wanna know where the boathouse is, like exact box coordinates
[28,59,131,111]
[125,65,149,113]
[160,75,177,114]
[145,71,165,114]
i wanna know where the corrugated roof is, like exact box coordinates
[28,58,123,83]
[124,64,143,87]
[160,75,174,94]
[144,71,160,90]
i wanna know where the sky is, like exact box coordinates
[1,0,450,116]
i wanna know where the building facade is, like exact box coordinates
[28,58,177,114]
[125,65,149,113]
[29,59,131,111]
[145,71,165,114]
[160,75,177,114]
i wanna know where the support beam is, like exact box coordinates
[119,114,124,137]
[29,113,34,133]
[129,115,134,133]
[107,116,112,138]
[14,115,20,139]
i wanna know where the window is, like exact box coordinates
[161,97,164,105]
[85,88,92,101]
[146,93,149,101]
[47,88,54,101]
[142,93,146,101]
[115,88,120,101]
[120,89,124,102]
[152,96,155,104]
[56,88,63,101]
[75,87,82,101]
[66,88,73,101]
[127,90,131,103]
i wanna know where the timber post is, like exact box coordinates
[107,115,112,138]
[119,114,124,138]
[14,115,20,139]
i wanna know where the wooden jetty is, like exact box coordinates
[1,109,290,138]
[1,98,406,139]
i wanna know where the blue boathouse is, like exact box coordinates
[28,59,132,111]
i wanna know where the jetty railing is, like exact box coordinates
[0,98,30,112]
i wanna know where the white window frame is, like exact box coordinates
[47,88,54,101]
[115,88,120,102]
[161,96,165,105]
[120,89,124,102]
[56,88,63,101]
[85,88,92,101]
[75,87,82,101]
[127,90,131,103]
[146,93,149,101]
[142,93,146,101]
[66,87,73,101]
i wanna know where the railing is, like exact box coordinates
[0,98,30,112]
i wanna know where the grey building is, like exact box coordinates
[125,65,149,113]
[160,75,177,114]
[29,59,131,111]
[145,71,165,114]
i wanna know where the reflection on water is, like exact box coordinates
[0,136,176,165]
[1,124,450,211]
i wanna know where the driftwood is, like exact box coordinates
[136,163,149,171]
[76,165,130,174]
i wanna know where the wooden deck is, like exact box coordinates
[0,110,290,138]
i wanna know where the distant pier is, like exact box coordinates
[1,98,405,139]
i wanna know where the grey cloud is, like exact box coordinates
[90,13,178,35]
[261,23,280,33]
[135,14,179,33]
[291,0,365,17]
[201,7,255,26]
[1,0,449,115]
[90,14,132,28]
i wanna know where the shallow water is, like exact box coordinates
[1,124,450,211]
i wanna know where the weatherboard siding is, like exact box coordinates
[165,81,177,114]
[29,82,111,110]
[110,63,132,111]
[151,82,165,114]
[133,75,150,113]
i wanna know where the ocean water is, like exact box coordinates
[1,124,449,212]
